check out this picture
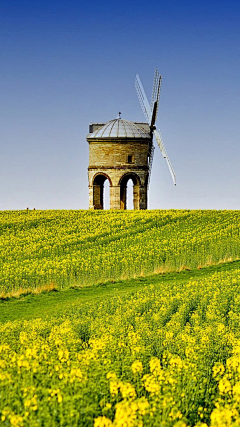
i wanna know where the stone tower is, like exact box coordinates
[87,117,151,210]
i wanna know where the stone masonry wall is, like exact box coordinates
[87,135,151,210]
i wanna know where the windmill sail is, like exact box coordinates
[135,74,154,187]
[151,68,161,126]
[135,74,151,123]
[135,69,176,186]
[154,129,176,185]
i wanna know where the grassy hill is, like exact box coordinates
[1,210,240,427]
[1,209,240,294]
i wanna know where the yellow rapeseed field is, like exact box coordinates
[1,210,240,426]
[0,210,240,293]
[0,268,240,426]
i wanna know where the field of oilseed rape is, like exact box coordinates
[1,209,240,427]
[1,264,240,426]
[0,209,240,294]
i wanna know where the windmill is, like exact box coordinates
[135,68,176,187]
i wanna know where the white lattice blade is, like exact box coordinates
[154,129,166,155]
[135,74,152,123]
[165,156,176,185]
[152,75,161,126]
[154,129,176,185]
[151,68,161,112]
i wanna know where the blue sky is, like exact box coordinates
[1,0,240,210]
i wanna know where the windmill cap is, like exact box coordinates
[87,118,151,139]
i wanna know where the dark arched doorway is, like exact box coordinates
[92,174,111,210]
[119,173,141,210]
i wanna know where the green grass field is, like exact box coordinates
[1,210,240,427]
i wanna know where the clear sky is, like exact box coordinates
[1,0,240,210]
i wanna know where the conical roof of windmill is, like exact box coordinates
[87,118,150,139]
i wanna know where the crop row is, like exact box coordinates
[1,266,240,426]
[1,210,240,292]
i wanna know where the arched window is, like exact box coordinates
[119,173,141,210]
[92,174,111,210]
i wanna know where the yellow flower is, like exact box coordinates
[19,332,28,344]
[9,414,23,426]
[57,394,63,403]
[58,349,69,362]
[137,398,149,416]
[218,378,232,394]
[110,381,120,396]
[106,372,117,380]
[131,360,143,374]
[120,382,136,399]
[213,362,225,378]
[105,403,112,410]
[149,357,161,376]
[94,416,113,427]
[142,374,160,395]
[211,407,239,426]
[114,401,137,427]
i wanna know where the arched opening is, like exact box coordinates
[126,179,134,210]
[92,174,111,210]
[104,179,110,210]
[119,173,141,210]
